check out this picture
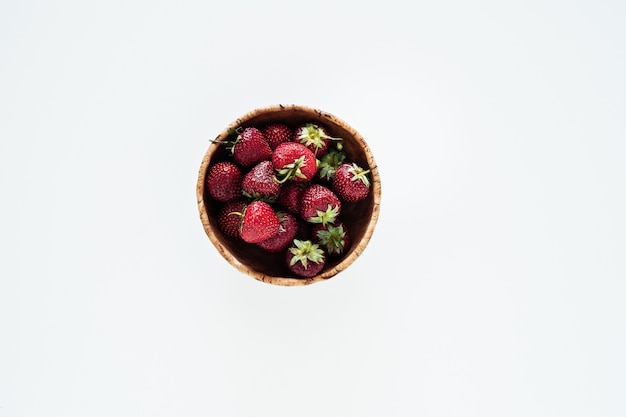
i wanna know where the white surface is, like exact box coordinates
[1,0,625,416]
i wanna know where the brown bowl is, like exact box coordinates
[196,104,381,286]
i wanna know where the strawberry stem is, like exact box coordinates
[289,239,324,269]
[275,156,307,183]
[309,204,339,226]
[296,123,343,156]
[315,223,347,255]
[349,163,371,187]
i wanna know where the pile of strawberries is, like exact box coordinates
[205,122,372,278]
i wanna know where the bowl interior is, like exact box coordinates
[197,104,380,285]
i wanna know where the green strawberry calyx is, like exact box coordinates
[241,190,277,203]
[289,239,324,269]
[348,163,371,187]
[315,223,346,255]
[275,155,309,184]
[296,123,343,155]
[318,149,346,181]
[309,204,339,226]
[209,127,243,154]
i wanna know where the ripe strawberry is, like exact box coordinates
[286,239,326,278]
[257,211,299,253]
[313,221,351,257]
[272,142,317,183]
[217,199,247,238]
[294,122,342,157]
[241,160,281,202]
[300,184,342,225]
[262,123,293,149]
[332,163,371,202]
[317,148,346,182]
[276,181,306,214]
[239,200,280,243]
[205,161,243,202]
[232,127,272,167]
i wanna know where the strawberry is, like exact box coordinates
[317,148,346,182]
[232,127,272,167]
[332,162,371,202]
[286,239,326,278]
[241,160,281,202]
[239,200,280,243]
[276,181,306,214]
[300,184,342,225]
[257,211,299,253]
[262,123,293,149]
[294,122,342,157]
[272,142,317,183]
[217,199,247,238]
[313,221,351,257]
[205,161,243,202]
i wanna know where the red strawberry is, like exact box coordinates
[276,181,306,214]
[272,142,317,183]
[300,184,342,225]
[217,199,247,238]
[257,211,299,253]
[286,239,326,278]
[294,122,342,157]
[241,160,281,202]
[332,163,371,202]
[205,161,243,202]
[239,200,280,243]
[262,123,293,149]
[312,221,351,257]
[232,127,272,167]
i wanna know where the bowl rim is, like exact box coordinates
[196,104,381,286]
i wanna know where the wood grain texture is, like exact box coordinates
[196,104,382,286]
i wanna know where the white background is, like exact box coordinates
[1,0,625,416]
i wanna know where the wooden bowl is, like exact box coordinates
[196,104,381,286]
